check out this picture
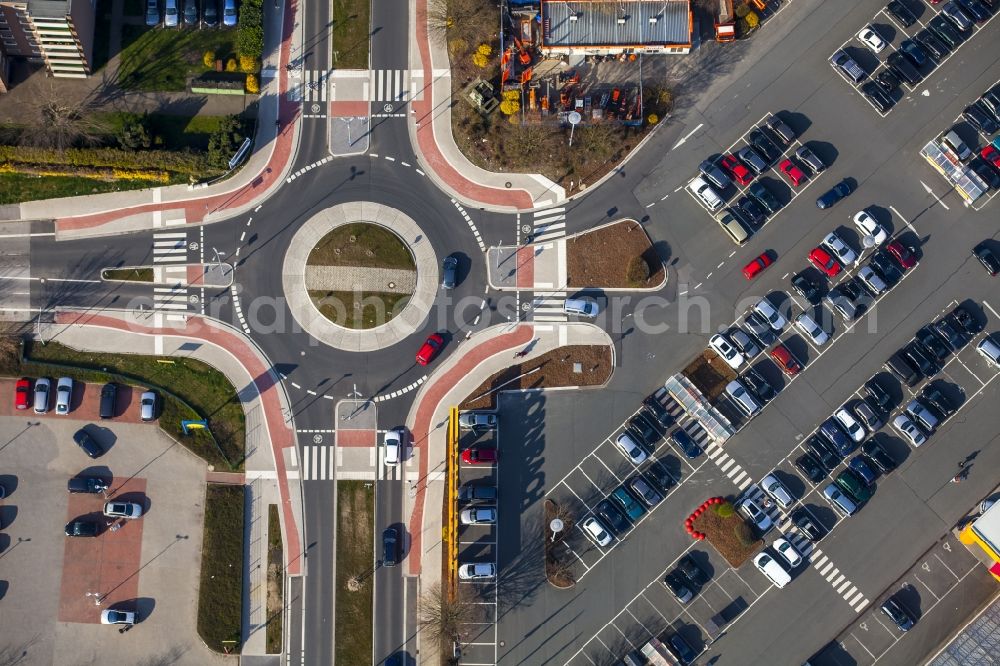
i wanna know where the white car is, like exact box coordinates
[383,429,402,466]
[458,563,496,580]
[614,432,648,465]
[857,25,886,53]
[794,312,830,346]
[103,501,143,519]
[101,609,136,625]
[139,391,156,421]
[55,377,73,415]
[773,537,803,568]
[834,408,866,443]
[754,552,791,588]
[852,210,888,245]
[753,298,787,332]
[892,414,927,447]
[739,497,773,533]
[709,334,745,370]
[688,176,724,211]
[460,507,497,525]
[761,474,794,509]
[822,232,859,266]
[582,517,614,547]
[459,412,498,429]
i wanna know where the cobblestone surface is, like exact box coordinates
[304,265,417,293]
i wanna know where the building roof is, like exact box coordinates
[26,0,73,19]
[541,0,691,48]
[972,500,1000,558]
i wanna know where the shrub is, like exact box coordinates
[715,502,735,518]
[647,113,659,125]
[203,50,216,68]
[745,11,760,29]
[476,43,492,56]
[239,54,259,73]
[245,74,259,94]
[735,2,750,18]
[236,0,264,59]
[733,521,755,547]
[472,52,488,68]
[499,98,519,115]
[226,58,238,72]
[117,113,151,150]
[626,256,650,285]
[207,115,244,169]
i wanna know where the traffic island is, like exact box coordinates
[687,498,763,568]
[566,219,665,289]
[544,499,576,589]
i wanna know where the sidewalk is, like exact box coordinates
[8,0,303,240]
[408,0,565,212]
[40,309,304,656]
[401,321,613,655]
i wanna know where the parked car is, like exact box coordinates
[461,447,497,464]
[826,286,861,322]
[709,333,745,370]
[974,242,1000,276]
[773,537,803,568]
[458,563,495,580]
[614,432,648,465]
[921,382,956,418]
[941,129,972,162]
[164,0,179,26]
[881,595,916,631]
[737,146,768,174]
[862,83,895,113]
[595,499,631,535]
[662,572,693,603]
[823,483,859,516]
[582,517,613,547]
[688,176,724,211]
[667,633,698,665]
[779,158,806,186]
[627,475,664,507]
[819,418,852,456]
[835,468,873,503]
[610,487,647,522]
[816,180,853,209]
[915,326,950,362]
[743,311,778,346]
[33,377,51,414]
[906,398,940,432]
[892,414,927,447]
[971,157,1000,191]
[761,474,794,509]
[963,102,999,135]
[671,428,703,459]
[915,28,949,60]
[952,303,981,335]
[807,434,840,471]
[55,377,73,415]
[853,209,888,245]
[699,159,732,190]
[795,312,830,346]
[929,15,964,49]
[68,475,110,494]
[415,333,444,365]
[795,144,826,173]
[741,367,775,403]
[809,246,842,277]
[942,1,974,31]
[749,182,781,214]
[765,115,796,144]
[729,328,761,359]
[459,412,497,430]
[643,460,676,494]
[834,407,866,443]
[203,0,218,25]
[458,483,497,502]
[754,552,791,588]
[139,391,157,421]
[99,383,117,419]
[104,501,143,519]
[145,0,160,26]
[853,399,883,432]
[871,249,904,285]
[73,428,104,458]
[862,436,898,474]
[874,69,901,95]
[887,52,921,86]
[14,377,31,410]
[858,24,887,52]
[886,240,917,270]
[857,265,888,296]
[66,519,100,537]
[628,412,662,448]
[848,455,878,486]
[222,0,237,26]
[738,496,773,533]
[721,153,754,186]
[748,129,781,164]
[459,506,497,525]
[642,395,675,430]
[183,0,198,25]
[795,453,826,483]
[735,196,766,228]
[864,375,893,412]
[770,344,802,376]
[958,0,992,23]
[886,0,917,27]
[792,508,826,541]
[101,609,137,626]
[822,231,859,266]
[677,554,709,585]
[791,271,821,303]
[726,380,762,418]
[753,298,786,331]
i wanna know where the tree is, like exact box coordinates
[117,113,152,150]
[472,52,489,68]
[416,582,480,649]
[207,115,243,169]
[21,84,106,151]
[499,89,520,115]
[745,11,760,29]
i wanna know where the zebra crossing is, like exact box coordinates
[369,68,410,103]
[152,230,189,323]
[302,69,330,102]
[529,294,567,322]
[300,445,336,481]
[530,206,567,243]
[153,231,187,263]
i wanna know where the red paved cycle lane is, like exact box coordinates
[406,325,533,576]
[52,312,304,575]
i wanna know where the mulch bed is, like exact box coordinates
[683,351,737,401]
[692,502,763,568]
[459,345,612,411]
[544,499,576,588]
[566,220,665,289]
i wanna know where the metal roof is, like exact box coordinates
[542,0,691,47]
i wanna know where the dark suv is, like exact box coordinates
[382,528,399,567]
[886,0,917,27]
[99,383,117,419]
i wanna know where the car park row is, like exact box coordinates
[144,0,238,28]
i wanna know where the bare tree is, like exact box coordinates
[416,582,482,649]
[21,83,107,151]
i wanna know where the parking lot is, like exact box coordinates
[0,415,219,664]
[829,0,1000,116]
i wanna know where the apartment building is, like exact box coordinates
[0,0,96,91]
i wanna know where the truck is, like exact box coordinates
[639,637,681,666]
[715,0,735,42]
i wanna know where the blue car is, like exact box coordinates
[819,418,853,456]
[671,429,703,459]
[610,487,647,522]
[816,179,853,209]
[848,455,878,485]
[222,0,237,26]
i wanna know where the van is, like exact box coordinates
[688,176,724,211]
[725,380,762,418]
[563,297,599,318]
[977,337,1000,367]
[830,49,866,83]
[753,552,792,588]
[884,351,918,386]
[99,383,118,419]
[714,210,750,245]
[941,130,972,161]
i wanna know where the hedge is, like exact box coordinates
[0,145,208,176]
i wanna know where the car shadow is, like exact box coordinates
[81,424,117,455]
[0,504,17,530]
[0,474,17,498]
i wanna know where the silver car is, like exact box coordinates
[164,0,179,26]
[795,145,825,173]
[582,517,613,547]
[103,501,143,519]
[55,377,74,415]
[822,231,858,266]
[739,496,773,532]
[892,414,927,447]
[460,507,497,525]
[33,377,51,414]
[614,432,648,465]
[139,391,156,421]
[753,298,787,331]
[795,312,830,346]
[761,474,794,509]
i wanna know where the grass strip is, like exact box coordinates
[308,290,410,329]
[335,480,374,664]
[102,267,154,282]
[307,223,416,270]
[331,0,371,69]
[197,483,245,652]
[266,503,283,653]
[0,173,164,205]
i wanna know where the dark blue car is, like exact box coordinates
[671,429,703,459]
[816,180,853,209]
[819,418,853,456]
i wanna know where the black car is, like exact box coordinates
[795,452,826,483]
[644,460,677,494]
[886,0,917,27]
[921,382,957,417]
[73,428,103,458]
[881,595,916,631]
[792,508,826,541]
[864,375,893,412]
[671,429,702,459]
[182,0,198,25]
[667,633,697,665]
[735,195,767,227]
[819,418,853,457]
[629,413,662,447]
[816,179,853,209]
[982,87,1000,122]
[741,367,775,403]
[929,15,964,48]
[65,519,100,537]
[595,500,631,535]
[971,157,1000,190]
[642,395,675,430]
[915,29,950,60]
[748,182,781,215]
[67,476,109,494]
[748,129,781,164]
[957,0,991,22]
[862,436,898,474]
[862,82,894,113]
[677,554,709,585]
[382,528,399,567]
[887,52,922,85]
[904,341,937,377]
[807,434,840,471]
[874,69,901,95]
[899,39,929,68]
[870,249,904,285]
[441,255,458,289]
[915,326,951,362]
[202,0,218,26]
[963,102,1000,135]
[99,383,117,419]
[933,315,966,350]
[839,276,863,301]
[951,303,980,335]
[662,572,694,602]
[743,311,778,346]
[973,242,1000,276]
[791,271,821,304]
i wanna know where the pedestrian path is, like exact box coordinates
[530,206,567,243]
[369,68,411,102]
[151,229,190,324]
[152,230,188,263]
[299,444,336,481]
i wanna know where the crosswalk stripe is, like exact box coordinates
[840,582,855,596]
[369,69,410,102]
[853,598,870,613]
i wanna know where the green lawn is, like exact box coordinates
[96,112,231,152]
[331,0,370,69]
[20,339,245,469]
[335,481,374,665]
[308,290,411,329]
[101,267,154,282]
[307,223,416,270]
[266,503,283,654]
[0,173,161,205]
[197,484,245,653]
[117,25,237,91]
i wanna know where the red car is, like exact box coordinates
[886,240,916,270]
[770,345,802,376]
[461,447,497,465]
[721,153,754,186]
[415,333,445,366]
[779,159,806,186]
[981,145,1000,169]
[14,377,31,410]
[742,253,773,280]
[809,247,842,277]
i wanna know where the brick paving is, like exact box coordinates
[0,377,149,423]
[337,429,377,447]
[304,265,417,293]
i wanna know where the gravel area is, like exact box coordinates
[566,220,664,288]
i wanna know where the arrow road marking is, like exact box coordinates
[672,123,704,150]
[920,180,950,211]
